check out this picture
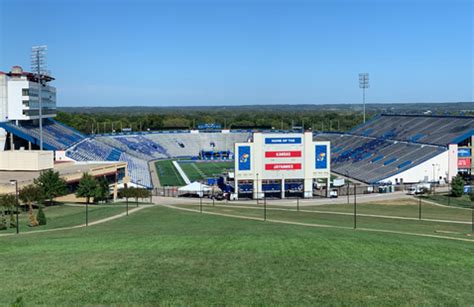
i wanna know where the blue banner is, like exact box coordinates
[198,123,222,130]
[315,145,327,169]
[458,148,471,157]
[238,146,251,171]
[265,137,302,145]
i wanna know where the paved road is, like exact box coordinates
[152,191,413,207]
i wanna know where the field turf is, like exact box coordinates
[178,161,234,181]
[155,159,186,186]
[1,205,473,305]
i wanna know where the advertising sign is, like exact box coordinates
[458,148,472,157]
[315,145,328,169]
[238,146,251,171]
[265,137,302,145]
[265,163,302,170]
[265,151,302,158]
[458,158,471,169]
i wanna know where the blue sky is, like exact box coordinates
[0,0,472,107]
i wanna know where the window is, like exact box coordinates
[22,88,29,96]
[22,100,29,107]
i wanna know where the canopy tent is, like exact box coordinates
[178,181,212,196]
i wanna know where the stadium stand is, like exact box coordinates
[64,131,252,188]
[315,133,445,183]
[0,119,85,150]
[350,114,474,146]
[315,114,474,184]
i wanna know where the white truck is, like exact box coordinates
[407,183,431,195]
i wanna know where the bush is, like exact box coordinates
[451,175,465,197]
[0,222,6,231]
[10,213,16,228]
[37,207,47,225]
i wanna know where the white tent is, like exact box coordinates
[178,182,212,196]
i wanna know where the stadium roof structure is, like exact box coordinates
[314,114,474,184]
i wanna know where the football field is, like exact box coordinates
[155,160,233,186]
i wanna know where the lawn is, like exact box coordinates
[177,197,474,239]
[155,159,186,186]
[0,205,473,305]
[0,203,130,234]
[179,160,234,181]
[422,194,473,208]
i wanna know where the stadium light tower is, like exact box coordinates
[31,45,48,150]
[358,73,369,123]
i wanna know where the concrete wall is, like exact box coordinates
[0,150,54,171]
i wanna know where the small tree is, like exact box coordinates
[119,187,132,205]
[0,194,16,230]
[36,206,47,225]
[35,169,68,205]
[94,177,110,203]
[0,194,17,229]
[19,184,44,227]
[451,175,465,198]
[76,173,98,204]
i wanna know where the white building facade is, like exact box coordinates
[234,132,331,199]
[0,66,56,123]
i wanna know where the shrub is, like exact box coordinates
[37,207,47,225]
[451,175,465,197]
[10,212,16,228]
[0,211,6,230]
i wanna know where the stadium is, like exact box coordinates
[0,65,473,199]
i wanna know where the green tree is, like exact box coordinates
[36,206,47,225]
[451,175,465,197]
[34,169,68,204]
[119,187,133,206]
[19,184,44,227]
[0,194,16,229]
[76,173,98,204]
[94,177,110,203]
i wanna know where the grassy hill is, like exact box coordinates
[1,205,473,305]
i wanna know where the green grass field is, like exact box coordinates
[179,161,234,181]
[179,197,474,240]
[155,160,186,186]
[423,194,473,208]
[1,205,473,305]
[0,203,131,234]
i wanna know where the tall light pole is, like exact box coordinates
[359,73,369,123]
[10,180,19,234]
[31,45,48,151]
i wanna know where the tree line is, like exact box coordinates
[55,109,368,134]
[0,170,150,231]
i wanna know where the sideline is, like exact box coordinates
[0,205,152,238]
[161,204,474,243]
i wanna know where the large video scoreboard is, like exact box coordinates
[235,132,330,198]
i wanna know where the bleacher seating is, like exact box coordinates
[0,119,84,150]
[64,131,252,188]
[350,114,474,145]
[315,133,446,184]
